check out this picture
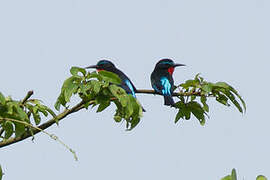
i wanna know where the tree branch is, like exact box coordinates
[0,89,205,148]
[0,100,88,148]
[135,89,202,96]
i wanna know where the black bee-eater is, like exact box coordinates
[151,59,185,106]
[86,60,145,111]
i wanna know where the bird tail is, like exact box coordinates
[141,105,146,112]
[164,95,175,106]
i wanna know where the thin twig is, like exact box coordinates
[0,117,78,160]
[0,100,88,148]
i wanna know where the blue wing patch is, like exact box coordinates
[160,77,171,95]
[125,80,136,98]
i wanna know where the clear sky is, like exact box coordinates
[0,0,269,179]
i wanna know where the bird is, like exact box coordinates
[151,58,185,106]
[86,60,145,111]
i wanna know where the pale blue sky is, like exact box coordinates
[1,0,270,179]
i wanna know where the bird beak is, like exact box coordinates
[173,63,186,67]
[85,65,98,69]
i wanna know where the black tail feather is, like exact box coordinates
[164,95,175,106]
[142,106,146,112]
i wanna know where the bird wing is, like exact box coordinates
[115,69,137,97]
[160,77,172,95]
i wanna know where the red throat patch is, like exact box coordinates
[97,69,104,72]
[168,67,175,75]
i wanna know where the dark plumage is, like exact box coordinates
[151,59,185,106]
[86,60,145,111]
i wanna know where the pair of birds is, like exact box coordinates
[86,59,185,107]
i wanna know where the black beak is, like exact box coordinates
[173,63,186,67]
[85,65,98,69]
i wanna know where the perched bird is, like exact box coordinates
[86,60,145,111]
[151,59,185,106]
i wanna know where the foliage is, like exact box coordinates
[174,74,246,125]
[221,168,267,180]
[0,92,57,142]
[55,67,143,130]
[0,165,2,180]
[0,67,250,179]
[0,68,246,144]
[221,168,237,180]
[257,175,268,180]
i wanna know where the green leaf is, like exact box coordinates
[200,96,209,112]
[213,82,246,113]
[228,85,246,112]
[257,175,267,180]
[188,101,206,126]
[109,85,126,99]
[180,79,199,89]
[97,101,110,112]
[37,105,48,117]
[119,96,128,107]
[99,70,121,84]
[54,100,61,111]
[14,121,25,138]
[202,83,213,93]
[61,76,81,103]
[0,92,5,105]
[215,92,229,106]
[11,103,28,120]
[224,91,243,113]
[4,121,14,139]
[128,117,140,131]
[174,101,185,123]
[221,169,237,180]
[64,83,79,102]
[0,165,3,180]
[231,168,237,180]
[191,95,196,101]
[215,82,230,89]
[33,113,41,125]
[114,115,122,122]
[70,66,86,77]
[174,101,191,121]
[91,80,101,94]
[221,175,232,180]
[44,106,58,124]
[125,98,134,118]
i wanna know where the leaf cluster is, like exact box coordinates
[55,67,143,130]
[0,92,57,141]
[174,74,246,125]
[221,168,267,180]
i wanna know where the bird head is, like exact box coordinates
[155,59,185,75]
[85,60,116,72]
